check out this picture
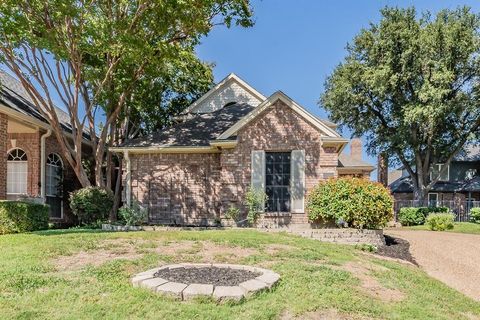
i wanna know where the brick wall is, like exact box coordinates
[128,99,339,226]
[0,114,7,198]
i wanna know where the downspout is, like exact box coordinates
[40,129,52,199]
[124,150,131,206]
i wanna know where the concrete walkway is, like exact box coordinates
[385,229,480,301]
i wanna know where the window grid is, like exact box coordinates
[265,152,291,212]
[7,148,28,195]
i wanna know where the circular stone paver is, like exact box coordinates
[131,263,280,301]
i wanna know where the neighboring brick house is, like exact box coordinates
[386,146,480,220]
[0,70,90,224]
[112,73,374,227]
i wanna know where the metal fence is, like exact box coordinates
[394,200,480,222]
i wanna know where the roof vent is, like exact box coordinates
[223,101,237,108]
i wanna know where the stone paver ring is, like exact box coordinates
[131,263,280,301]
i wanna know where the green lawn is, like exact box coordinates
[1,229,479,319]
[406,222,480,235]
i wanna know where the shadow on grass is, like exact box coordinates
[31,228,109,236]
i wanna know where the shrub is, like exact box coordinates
[244,188,267,225]
[69,187,113,225]
[425,213,455,231]
[398,206,448,226]
[118,201,147,226]
[470,208,480,223]
[224,206,240,221]
[307,178,393,229]
[0,201,49,234]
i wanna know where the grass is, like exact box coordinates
[0,229,479,319]
[406,222,480,234]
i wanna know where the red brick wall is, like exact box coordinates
[0,114,7,199]
[128,99,339,226]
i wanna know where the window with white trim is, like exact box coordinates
[46,153,63,197]
[46,153,63,219]
[7,148,28,195]
[428,193,438,207]
[430,164,449,181]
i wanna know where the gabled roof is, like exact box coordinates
[0,70,90,138]
[183,73,266,114]
[218,91,341,140]
[117,102,255,149]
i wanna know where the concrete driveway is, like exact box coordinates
[385,229,480,302]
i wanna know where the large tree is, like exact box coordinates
[321,6,480,202]
[0,0,252,187]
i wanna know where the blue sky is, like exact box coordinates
[196,0,480,178]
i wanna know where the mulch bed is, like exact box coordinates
[154,266,261,286]
[375,235,418,265]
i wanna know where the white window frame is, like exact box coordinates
[430,164,449,181]
[6,148,28,195]
[45,153,64,219]
[428,193,439,207]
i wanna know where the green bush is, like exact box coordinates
[0,201,49,234]
[244,188,267,224]
[425,213,455,231]
[470,208,480,223]
[224,206,240,221]
[69,187,113,225]
[307,178,393,229]
[398,206,448,226]
[118,201,147,226]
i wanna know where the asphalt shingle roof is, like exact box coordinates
[338,153,374,168]
[121,102,256,148]
[0,70,89,138]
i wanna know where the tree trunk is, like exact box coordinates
[110,160,123,221]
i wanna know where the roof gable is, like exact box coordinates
[218,91,341,140]
[183,73,266,114]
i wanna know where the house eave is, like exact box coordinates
[110,145,220,154]
[337,166,375,173]
[209,139,237,148]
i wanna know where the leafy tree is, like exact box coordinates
[0,0,252,188]
[321,7,480,202]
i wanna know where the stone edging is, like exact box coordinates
[131,263,280,301]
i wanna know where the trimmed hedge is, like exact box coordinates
[425,213,455,231]
[69,187,113,225]
[306,178,393,229]
[470,208,480,223]
[398,206,448,226]
[0,201,49,234]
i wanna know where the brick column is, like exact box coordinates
[0,114,7,199]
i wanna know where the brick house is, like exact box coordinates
[386,146,480,220]
[111,73,374,227]
[0,70,90,224]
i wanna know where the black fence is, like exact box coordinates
[394,200,480,222]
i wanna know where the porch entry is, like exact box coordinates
[251,149,305,213]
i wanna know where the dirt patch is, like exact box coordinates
[264,243,296,255]
[337,261,405,302]
[375,235,417,265]
[55,249,142,271]
[156,241,258,262]
[54,239,259,271]
[281,309,371,320]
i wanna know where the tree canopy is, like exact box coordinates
[0,0,252,188]
[321,6,480,200]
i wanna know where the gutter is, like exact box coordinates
[40,129,52,199]
[124,151,131,206]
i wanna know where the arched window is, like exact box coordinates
[46,153,63,218]
[7,148,28,195]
